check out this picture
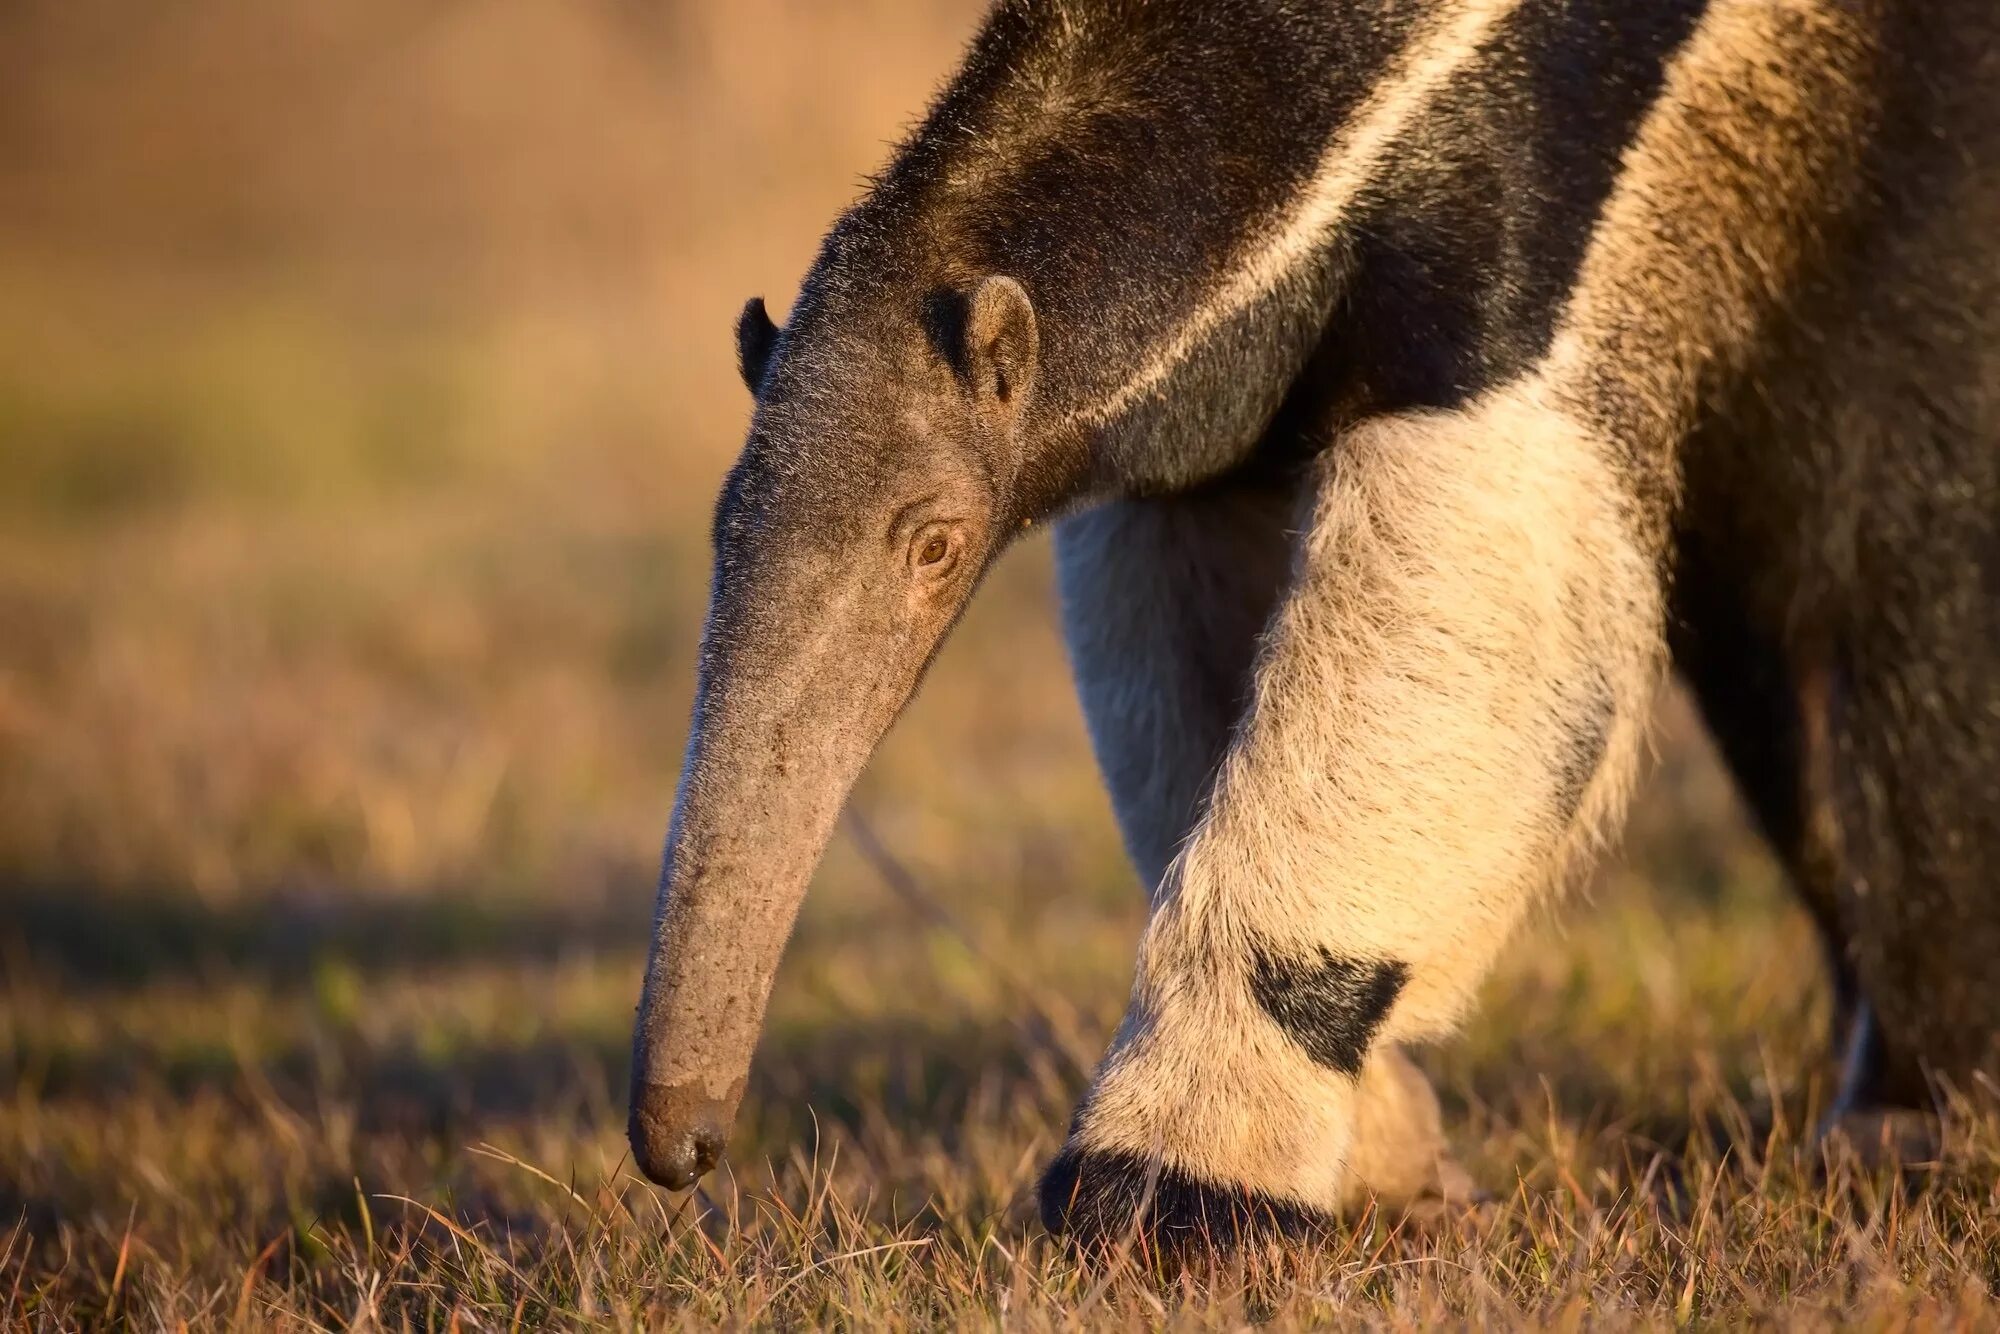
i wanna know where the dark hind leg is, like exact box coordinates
[1669,540,1891,1120]
[1673,537,1993,1145]
[1822,591,2000,1112]
[1670,10,2000,1122]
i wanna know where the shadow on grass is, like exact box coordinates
[3,875,1850,1248]
[2,1009,1074,1248]
[0,875,658,991]
[2,872,1077,1165]
[10,1015,1066,1140]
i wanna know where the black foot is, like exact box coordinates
[1038,1145,1334,1262]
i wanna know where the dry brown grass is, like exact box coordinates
[3,2,1998,1326]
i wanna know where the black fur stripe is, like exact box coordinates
[1248,946,1408,1075]
[1039,1145,1333,1257]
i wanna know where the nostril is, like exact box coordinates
[638,1137,706,1191]
[628,1080,740,1190]
[632,1119,722,1190]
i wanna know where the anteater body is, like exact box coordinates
[628,0,2000,1252]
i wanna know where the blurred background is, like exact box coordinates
[0,0,1823,1318]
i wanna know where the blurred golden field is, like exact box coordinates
[2,2,1996,1326]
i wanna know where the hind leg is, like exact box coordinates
[1669,540,1877,1111]
[1795,646,1976,1165]
[1054,470,1468,1211]
[1821,603,2000,1109]
[1674,529,1998,1138]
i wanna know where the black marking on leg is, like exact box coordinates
[1039,1145,1333,1260]
[1248,946,1407,1075]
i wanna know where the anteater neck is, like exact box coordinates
[792,0,1708,511]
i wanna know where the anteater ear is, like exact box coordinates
[735,297,779,392]
[964,275,1038,419]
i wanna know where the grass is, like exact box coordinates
[10,662,2000,1327]
[4,1,1999,1326]
[8,427,1999,1331]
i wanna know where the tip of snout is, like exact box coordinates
[631,1123,726,1191]
[629,1081,736,1191]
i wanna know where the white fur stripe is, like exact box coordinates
[1072,0,1526,427]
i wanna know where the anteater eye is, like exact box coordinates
[918,535,951,566]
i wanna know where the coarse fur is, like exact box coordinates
[1056,388,1662,1227]
[632,0,2000,1259]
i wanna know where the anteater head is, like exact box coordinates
[626,275,1042,1191]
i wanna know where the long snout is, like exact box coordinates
[627,749,842,1188]
[628,574,939,1189]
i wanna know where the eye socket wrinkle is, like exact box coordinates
[884,493,951,545]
